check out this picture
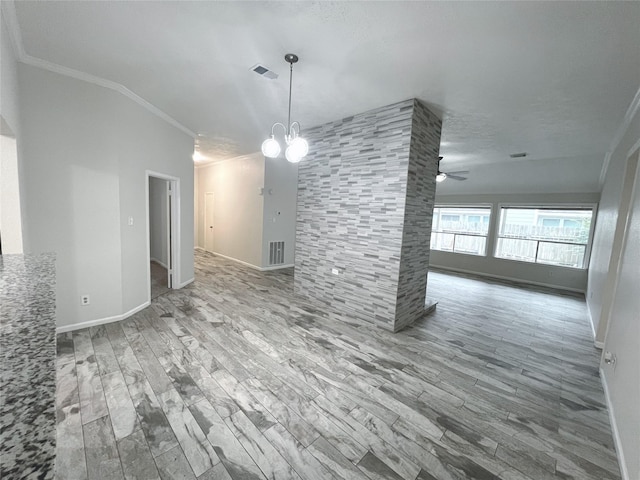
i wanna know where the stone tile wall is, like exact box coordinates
[394,100,441,331]
[294,99,440,331]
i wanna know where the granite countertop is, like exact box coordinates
[1,253,56,479]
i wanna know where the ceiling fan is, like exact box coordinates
[436,157,469,182]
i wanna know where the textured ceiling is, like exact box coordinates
[10,1,640,194]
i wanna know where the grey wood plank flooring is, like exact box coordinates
[55,251,621,479]
[151,262,171,300]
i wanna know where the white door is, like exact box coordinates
[204,192,214,252]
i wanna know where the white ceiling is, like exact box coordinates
[9,1,640,194]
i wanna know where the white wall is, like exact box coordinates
[196,154,265,267]
[18,64,194,328]
[0,135,23,254]
[1,8,20,139]
[114,84,194,315]
[149,176,168,267]
[195,154,299,269]
[588,91,640,480]
[588,97,640,342]
[194,168,198,251]
[1,8,26,252]
[600,149,640,480]
[261,157,298,267]
[430,192,600,292]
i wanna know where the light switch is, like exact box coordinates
[128,216,134,226]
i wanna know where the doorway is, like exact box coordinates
[204,192,215,252]
[146,171,180,301]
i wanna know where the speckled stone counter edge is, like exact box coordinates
[1,253,56,479]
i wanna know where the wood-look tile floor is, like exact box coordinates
[55,250,621,479]
[150,262,171,300]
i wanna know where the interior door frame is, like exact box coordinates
[146,170,181,303]
[165,180,172,288]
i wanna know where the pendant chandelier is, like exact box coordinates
[261,54,309,164]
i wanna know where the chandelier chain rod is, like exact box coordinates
[261,53,308,163]
[287,61,293,138]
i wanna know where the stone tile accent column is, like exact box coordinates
[394,100,441,331]
[295,99,440,331]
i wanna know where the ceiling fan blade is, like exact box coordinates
[447,174,468,181]
[445,170,470,176]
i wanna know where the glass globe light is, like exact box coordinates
[436,172,447,183]
[285,146,302,163]
[288,136,309,157]
[261,136,281,158]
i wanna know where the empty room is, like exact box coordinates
[1,2,639,480]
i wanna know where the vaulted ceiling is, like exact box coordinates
[7,1,640,194]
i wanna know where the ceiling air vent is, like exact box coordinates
[250,64,278,80]
[509,152,527,159]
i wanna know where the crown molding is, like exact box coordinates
[194,151,264,169]
[194,160,222,169]
[598,151,612,188]
[599,86,640,188]
[1,1,195,139]
[630,137,640,160]
[21,55,196,138]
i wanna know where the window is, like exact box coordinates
[467,215,488,224]
[563,220,580,229]
[431,206,492,256]
[495,207,594,268]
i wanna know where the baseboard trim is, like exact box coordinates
[600,367,629,480]
[195,248,292,272]
[261,264,295,271]
[176,277,194,288]
[586,305,601,347]
[429,264,585,294]
[206,251,262,270]
[56,300,150,334]
[150,258,168,270]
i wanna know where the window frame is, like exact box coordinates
[494,203,598,269]
[431,204,493,257]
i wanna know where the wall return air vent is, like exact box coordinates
[269,241,285,265]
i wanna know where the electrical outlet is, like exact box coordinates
[81,295,90,306]
[128,216,134,226]
[604,351,617,370]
